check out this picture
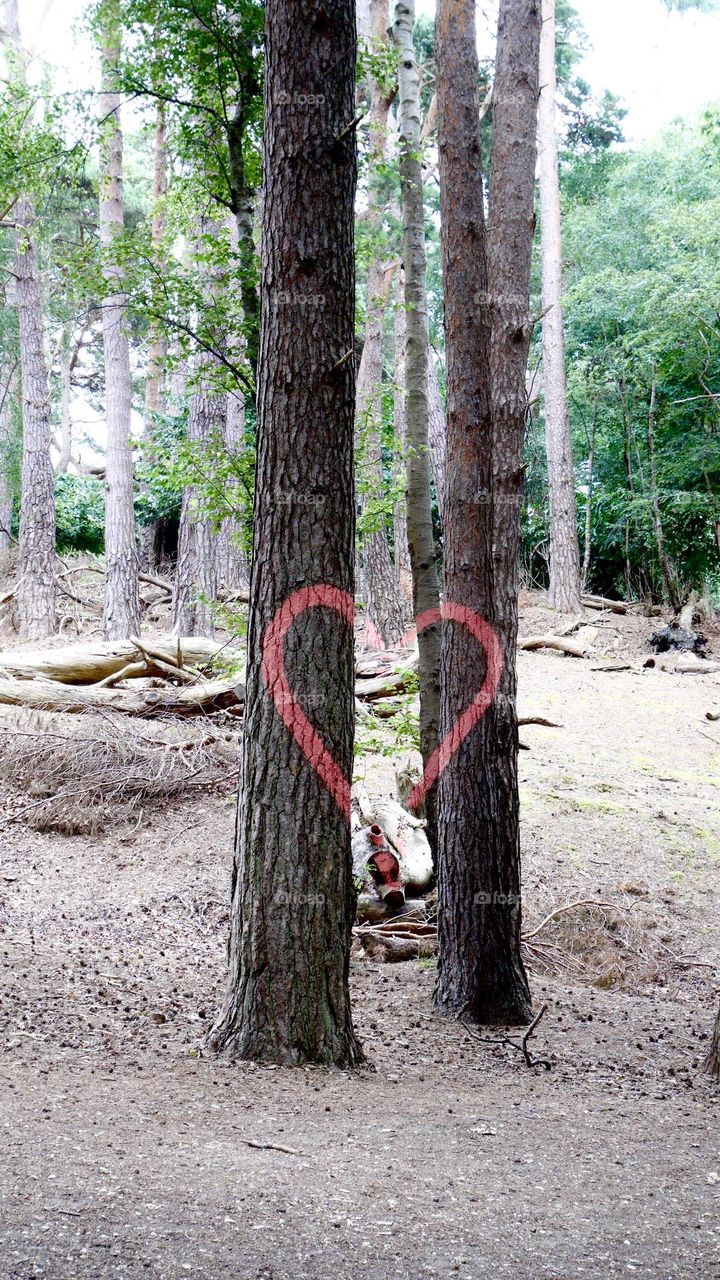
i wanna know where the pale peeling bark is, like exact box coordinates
[3,0,57,639]
[392,287,413,613]
[393,0,441,848]
[435,0,539,1026]
[358,259,408,648]
[98,6,140,640]
[427,355,446,521]
[208,0,362,1066]
[538,0,581,613]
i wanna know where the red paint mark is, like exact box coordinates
[406,603,503,813]
[261,585,354,819]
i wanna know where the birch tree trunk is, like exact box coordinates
[2,0,57,639]
[392,286,413,613]
[358,259,408,648]
[393,0,441,850]
[209,0,362,1067]
[435,0,539,1026]
[98,3,140,640]
[538,0,581,613]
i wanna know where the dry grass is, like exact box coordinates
[0,708,241,835]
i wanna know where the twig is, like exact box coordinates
[244,1140,302,1156]
[522,899,624,943]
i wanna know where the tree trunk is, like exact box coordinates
[392,283,413,614]
[14,198,57,640]
[2,0,57,639]
[172,382,222,638]
[0,365,15,554]
[208,0,362,1067]
[358,259,408,649]
[434,0,539,1027]
[580,405,596,591]
[427,354,446,521]
[393,0,441,852]
[98,5,141,640]
[216,387,250,591]
[538,0,581,614]
[704,1003,720,1079]
[138,105,168,571]
[647,374,681,609]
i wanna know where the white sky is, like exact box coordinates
[18,0,720,146]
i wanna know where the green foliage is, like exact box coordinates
[54,475,106,553]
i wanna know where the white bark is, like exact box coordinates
[98,7,140,639]
[538,0,581,613]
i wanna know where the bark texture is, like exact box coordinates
[427,355,446,521]
[434,0,539,1026]
[393,0,441,849]
[538,0,581,613]
[98,7,141,640]
[216,387,250,591]
[209,0,362,1066]
[0,365,15,553]
[392,287,413,614]
[172,385,222,638]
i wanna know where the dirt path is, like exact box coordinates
[1,617,720,1279]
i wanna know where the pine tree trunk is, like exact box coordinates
[2,1,57,639]
[358,259,408,649]
[98,6,140,640]
[434,0,539,1026]
[0,366,15,554]
[208,0,362,1067]
[392,286,413,614]
[172,386,222,639]
[14,198,57,640]
[139,105,168,571]
[427,355,446,520]
[538,0,581,614]
[393,0,441,850]
[216,388,250,591]
[704,1003,720,1079]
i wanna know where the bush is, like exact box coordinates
[54,474,105,553]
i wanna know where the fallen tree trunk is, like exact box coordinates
[357,930,437,963]
[0,636,222,685]
[0,674,244,716]
[674,653,720,675]
[581,594,628,614]
[355,653,419,700]
[518,633,589,658]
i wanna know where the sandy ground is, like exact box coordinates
[1,597,720,1279]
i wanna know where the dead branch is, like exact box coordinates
[518,633,589,658]
[0,675,243,716]
[522,899,625,942]
[0,636,222,685]
[581,595,628,614]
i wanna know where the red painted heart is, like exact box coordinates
[405,603,503,813]
[262,585,355,817]
[262,588,502,820]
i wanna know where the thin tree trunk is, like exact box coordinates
[427,355,446,521]
[434,0,539,1026]
[618,373,635,599]
[538,0,581,613]
[358,258,408,649]
[98,3,140,640]
[56,325,73,474]
[215,386,250,592]
[172,386,222,639]
[357,0,408,650]
[0,365,15,554]
[208,0,362,1067]
[581,406,596,592]
[2,1,57,639]
[647,374,681,609]
[704,1003,720,1079]
[139,104,168,571]
[392,284,413,615]
[393,0,441,852]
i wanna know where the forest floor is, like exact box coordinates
[1,587,720,1279]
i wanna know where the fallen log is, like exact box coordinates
[0,637,222,685]
[0,674,244,716]
[357,930,437,963]
[355,653,419,701]
[581,595,628,615]
[675,653,720,675]
[518,633,589,658]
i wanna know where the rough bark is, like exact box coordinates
[392,0,441,851]
[434,0,539,1026]
[358,259,408,649]
[580,405,596,591]
[98,6,141,640]
[216,387,250,591]
[538,0,581,613]
[172,381,222,638]
[138,105,168,571]
[208,0,362,1067]
[0,365,15,553]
